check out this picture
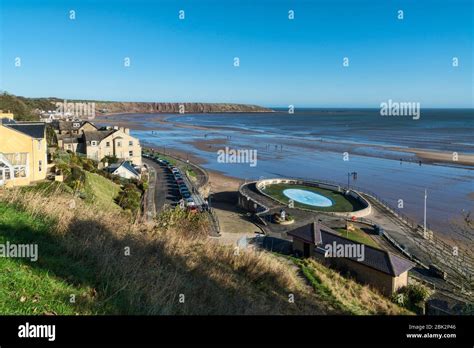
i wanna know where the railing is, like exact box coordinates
[144,148,209,188]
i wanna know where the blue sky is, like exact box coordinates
[0,0,472,107]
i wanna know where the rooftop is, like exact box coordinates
[1,119,46,139]
[83,130,116,143]
[287,222,415,276]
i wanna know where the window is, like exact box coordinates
[39,160,43,172]
[38,139,42,150]
[0,159,13,182]
[14,167,27,178]
[91,141,98,146]
[3,153,27,180]
[129,141,133,146]
[129,151,133,157]
[106,142,110,147]
[117,141,122,147]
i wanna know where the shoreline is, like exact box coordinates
[97,113,474,168]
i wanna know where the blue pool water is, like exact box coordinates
[283,189,333,207]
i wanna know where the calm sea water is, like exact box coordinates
[169,108,474,154]
[113,109,474,239]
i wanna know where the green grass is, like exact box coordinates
[186,169,196,178]
[84,172,122,212]
[0,203,110,314]
[336,227,379,248]
[290,257,345,312]
[262,183,364,212]
[158,155,177,166]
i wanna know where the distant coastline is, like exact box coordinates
[93,101,274,115]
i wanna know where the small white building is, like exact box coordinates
[106,161,141,180]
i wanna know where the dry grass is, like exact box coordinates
[0,188,332,315]
[298,258,412,315]
[0,184,411,315]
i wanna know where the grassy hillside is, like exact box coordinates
[84,172,122,212]
[0,203,109,314]
[291,257,412,315]
[0,92,56,121]
[0,184,410,315]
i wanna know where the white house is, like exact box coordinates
[106,161,141,180]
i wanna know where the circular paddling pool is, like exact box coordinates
[283,188,333,207]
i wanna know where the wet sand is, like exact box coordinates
[96,113,474,168]
[185,138,229,153]
[393,148,474,167]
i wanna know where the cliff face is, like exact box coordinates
[95,102,273,114]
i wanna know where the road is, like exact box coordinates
[143,158,181,212]
[145,153,221,236]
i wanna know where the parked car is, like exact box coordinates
[182,192,191,199]
[187,205,198,213]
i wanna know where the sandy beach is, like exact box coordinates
[393,148,474,167]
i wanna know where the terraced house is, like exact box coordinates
[54,120,98,153]
[52,121,142,166]
[84,126,142,166]
[0,112,47,187]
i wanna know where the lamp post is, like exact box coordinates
[424,189,427,238]
[347,171,357,189]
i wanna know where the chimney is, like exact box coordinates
[311,221,320,245]
[125,128,130,135]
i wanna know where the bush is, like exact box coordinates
[115,184,142,215]
[392,284,430,313]
[101,155,119,165]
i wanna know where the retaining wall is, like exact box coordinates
[254,178,371,218]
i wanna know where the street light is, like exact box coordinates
[208,191,212,211]
[347,171,357,189]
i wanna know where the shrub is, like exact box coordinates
[115,184,142,214]
[392,284,430,313]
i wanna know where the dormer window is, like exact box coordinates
[91,141,98,146]
[73,122,80,128]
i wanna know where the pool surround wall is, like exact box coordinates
[255,178,371,218]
